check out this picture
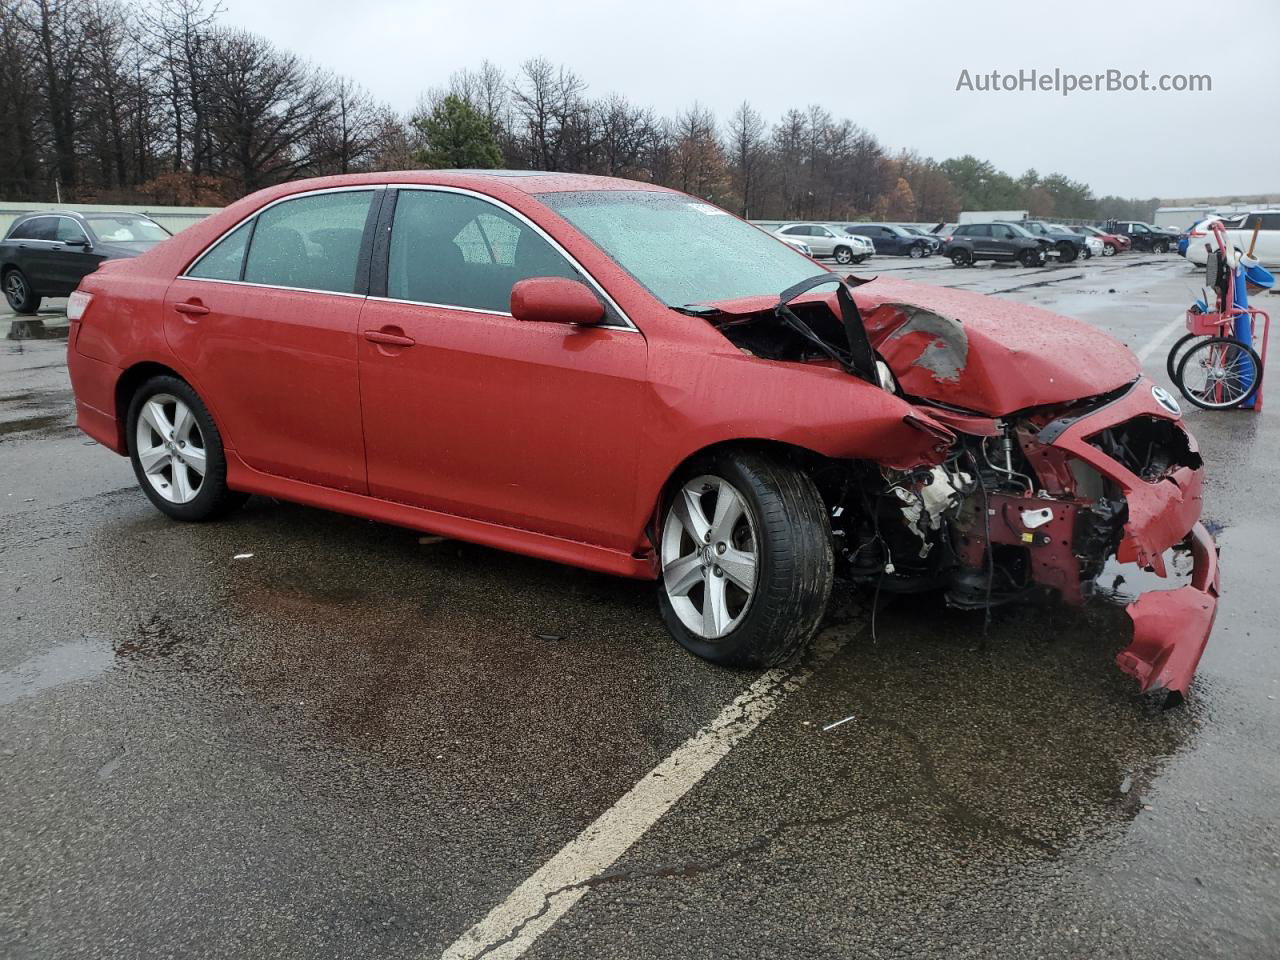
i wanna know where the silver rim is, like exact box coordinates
[910,245,923,258]
[1103,245,1115,256]
[661,475,758,639]
[835,249,851,264]
[135,394,206,504]
[5,272,26,304]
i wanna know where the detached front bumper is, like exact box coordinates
[1119,522,1219,696]
[1042,378,1219,696]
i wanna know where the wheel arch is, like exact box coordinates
[642,438,849,557]
[113,361,217,453]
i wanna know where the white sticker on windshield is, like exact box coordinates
[687,203,728,216]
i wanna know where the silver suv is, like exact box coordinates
[774,223,874,265]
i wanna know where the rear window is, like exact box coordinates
[10,217,55,241]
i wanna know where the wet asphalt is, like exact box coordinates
[1,257,1278,959]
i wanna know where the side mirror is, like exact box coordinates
[62,237,90,248]
[510,277,605,326]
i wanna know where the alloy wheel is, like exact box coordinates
[134,393,206,504]
[661,475,758,640]
[4,272,26,308]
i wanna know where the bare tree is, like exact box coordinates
[727,101,766,217]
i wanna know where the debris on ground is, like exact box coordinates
[233,553,254,560]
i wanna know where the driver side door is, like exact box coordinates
[357,187,647,550]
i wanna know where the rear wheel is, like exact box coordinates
[126,375,248,521]
[657,451,833,668]
[1174,336,1263,410]
[950,248,972,267]
[1154,240,1170,254]
[1166,332,1199,384]
[3,268,38,314]
[852,255,867,264]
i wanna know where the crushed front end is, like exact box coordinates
[835,378,1219,698]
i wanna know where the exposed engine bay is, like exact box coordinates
[700,274,1219,698]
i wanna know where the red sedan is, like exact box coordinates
[1070,224,1132,255]
[65,171,1217,698]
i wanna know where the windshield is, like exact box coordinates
[539,191,820,307]
[86,215,170,243]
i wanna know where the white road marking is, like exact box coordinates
[1135,313,1188,365]
[438,627,854,960]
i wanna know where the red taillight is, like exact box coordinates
[944,235,953,243]
[1190,230,1204,237]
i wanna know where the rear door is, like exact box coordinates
[356,186,647,548]
[14,216,60,289]
[969,224,995,257]
[164,187,379,492]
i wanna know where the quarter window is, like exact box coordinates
[242,190,374,293]
[388,190,581,313]
[14,217,56,241]
[188,220,254,281]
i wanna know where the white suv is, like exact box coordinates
[774,223,874,265]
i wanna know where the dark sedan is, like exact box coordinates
[843,223,934,258]
[1,211,171,313]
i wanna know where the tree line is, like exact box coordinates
[0,0,1160,223]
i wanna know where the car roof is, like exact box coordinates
[13,210,151,222]
[262,169,677,197]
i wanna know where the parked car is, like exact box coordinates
[776,234,814,257]
[1106,220,1180,253]
[898,225,944,255]
[1,211,171,314]
[65,171,1218,697]
[1006,219,1088,263]
[843,223,934,258]
[1185,211,1280,268]
[942,222,1047,267]
[774,223,873,265]
[1069,224,1131,256]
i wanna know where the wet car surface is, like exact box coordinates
[2,260,1278,959]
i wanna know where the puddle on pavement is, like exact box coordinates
[0,637,114,706]
[5,319,70,340]
[0,413,68,438]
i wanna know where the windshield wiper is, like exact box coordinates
[774,274,878,384]
[671,303,723,317]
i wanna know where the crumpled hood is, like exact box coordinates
[852,276,1140,416]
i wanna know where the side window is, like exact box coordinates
[953,226,970,237]
[993,225,1011,239]
[187,220,255,281]
[7,220,36,240]
[55,218,88,243]
[781,226,804,236]
[388,190,581,313]
[22,218,56,241]
[1261,214,1280,231]
[243,190,374,293]
[971,225,992,238]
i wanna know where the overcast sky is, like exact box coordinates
[221,0,1278,200]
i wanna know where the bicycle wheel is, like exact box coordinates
[1174,336,1263,410]
[1166,332,1200,385]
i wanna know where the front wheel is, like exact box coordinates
[833,246,854,265]
[657,452,833,668]
[1102,243,1116,257]
[3,268,38,314]
[1018,249,1041,268]
[127,375,248,521]
[1175,336,1263,410]
[1154,240,1170,254]
[950,248,972,267]
[908,244,925,259]
[851,255,867,264]
[1057,242,1078,263]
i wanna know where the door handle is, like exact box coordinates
[363,328,416,347]
[173,301,210,317]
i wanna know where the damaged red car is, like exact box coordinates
[65,172,1218,699]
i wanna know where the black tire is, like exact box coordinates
[126,375,248,521]
[1057,242,1078,263]
[950,248,972,267]
[833,246,854,265]
[1166,332,1199,385]
[1154,240,1169,254]
[3,268,39,314]
[1018,249,1041,268]
[657,450,833,668]
[1082,245,1093,259]
[908,243,925,259]
[1174,336,1263,410]
[852,255,867,265]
